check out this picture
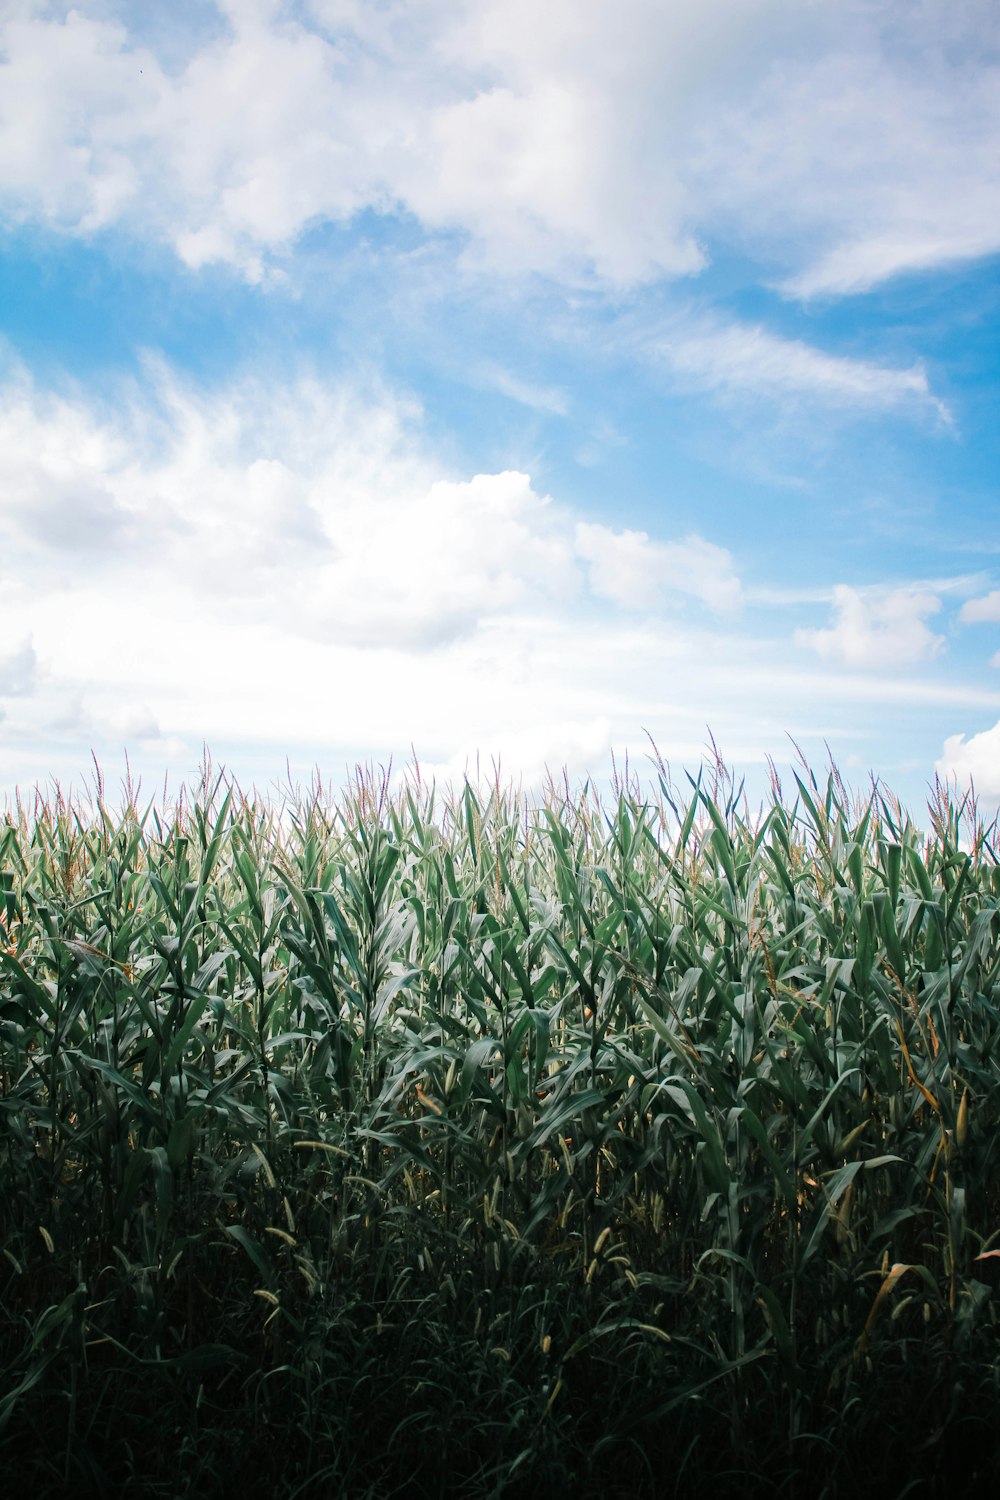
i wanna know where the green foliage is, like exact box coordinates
[1,761,999,1497]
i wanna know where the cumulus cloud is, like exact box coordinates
[0,358,753,783]
[937,721,1000,801]
[0,0,706,283]
[959,590,1000,624]
[795,585,945,668]
[0,357,741,652]
[302,470,580,650]
[576,523,741,613]
[0,365,572,647]
[0,377,142,559]
[0,1,996,293]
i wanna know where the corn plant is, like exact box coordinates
[1,760,998,1498]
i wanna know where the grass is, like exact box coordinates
[1,753,999,1497]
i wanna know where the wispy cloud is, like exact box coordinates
[782,227,1000,301]
[475,363,569,415]
[734,665,1000,712]
[651,318,951,420]
[694,9,1000,299]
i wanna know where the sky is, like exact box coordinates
[0,0,998,815]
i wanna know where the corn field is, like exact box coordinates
[1,758,999,1498]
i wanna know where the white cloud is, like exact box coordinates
[0,639,37,696]
[0,357,754,783]
[301,469,580,649]
[0,361,588,650]
[575,522,741,613]
[0,0,703,283]
[0,356,741,654]
[937,722,1000,801]
[694,4,1000,297]
[420,716,614,790]
[960,590,1000,624]
[0,352,991,803]
[784,226,1000,302]
[735,665,1000,711]
[651,318,950,420]
[0,2,996,294]
[475,364,569,416]
[795,584,945,668]
[48,693,188,757]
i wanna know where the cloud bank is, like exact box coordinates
[0,354,986,798]
[1,1,997,292]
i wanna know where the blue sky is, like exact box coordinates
[0,0,998,814]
